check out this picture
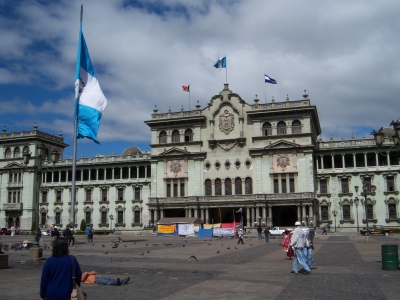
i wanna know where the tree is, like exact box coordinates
[80,219,86,231]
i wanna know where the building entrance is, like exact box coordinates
[272,206,297,227]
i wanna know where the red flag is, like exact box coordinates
[182,85,190,92]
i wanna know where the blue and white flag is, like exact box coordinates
[214,56,226,68]
[74,23,107,144]
[236,207,242,213]
[264,74,277,84]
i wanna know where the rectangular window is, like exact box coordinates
[180,183,185,197]
[13,192,16,203]
[118,188,124,201]
[388,204,397,219]
[320,179,327,194]
[274,178,279,194]
[17,191,20,203]
[342,205,350,220]
[167,184,171,197]
[55,212,61,224]
[363,178,372,193]
[367,204,373,220]
[101,211,107,224]
[56,190,62,202]
[118,211,123,224]
[135,188,141,200]
[42,191,48,203]
[281,178,287,193]
[341,178,349,193]
[8,192,12,203]
[289,177,295,193]
[321,206,329,220]
[41,213,46,226]
[387,176,395,192]
[134,211,140,224]
[173,183,178,197]
[85,212,91,225]
[225,180,232,195]
[86,189,92,202]
[102,189,108,202]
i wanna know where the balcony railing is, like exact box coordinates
[3,203,23,211]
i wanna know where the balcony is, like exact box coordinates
[3,203,23,211]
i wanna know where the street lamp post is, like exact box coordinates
[332,210,337,233]
[109,214,114,235]
[354,197,360,233]
[354,182,376,241]
[23,144,59,263]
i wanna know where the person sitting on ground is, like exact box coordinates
[82,271,130,286]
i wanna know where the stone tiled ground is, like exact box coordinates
[1,232,400,299]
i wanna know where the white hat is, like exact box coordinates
[239,229,243,231]
[295,221,301,226]
[55,226,58,229]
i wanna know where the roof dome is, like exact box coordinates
[122,146,142,156]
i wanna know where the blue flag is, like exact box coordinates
[214,56,226,68]
[236,207,242,213]
[74,22,107,144]
[264,74,277,84]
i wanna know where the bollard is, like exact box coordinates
[381,245,399,271]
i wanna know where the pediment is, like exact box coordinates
[264,140,300,149]
[160,147,189,156]
[3,162,24,169]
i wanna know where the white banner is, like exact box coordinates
[178,224,195,236]
[213,228,235,237]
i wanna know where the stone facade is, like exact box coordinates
[1,84,399,232]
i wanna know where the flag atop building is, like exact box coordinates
[236,207,242,213]
[214,56,226,68]
[264,74,277,84]
[182,85,190,92]
[74,23,107,144]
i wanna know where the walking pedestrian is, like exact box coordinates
[69,227,75,246]
[322,225,327,235]
[85,225,91,243]
[36,226,42,245]
[264,227,269,243]
[237,229,245,244]
[257,225,262,242]
[64,225,71,245]
[290,221,311,275]
[50,226,60,246]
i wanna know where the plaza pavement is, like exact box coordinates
[1,230,400,300]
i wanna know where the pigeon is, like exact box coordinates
[124,245,127,247]
[92,244,95,246]
[104,251,108,254]
[221,244,223,247]
[102,244,105,247]
[140,252,144,255]
[235,247,238,249]
[147,251,150,254]
[118,237,123,243]
[134,242,136,245]
[111,240,119,248]
[208,243,211,246]
[183,245,185,247]
[250,244,253,246]
[109,258,112,262]
[185,240,188,243]
[188,255,198,262]
[227,247,230,250]
[216,251,220,253]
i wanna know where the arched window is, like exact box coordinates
[262,122,272,136]
[172,130,180,143]
[185,129,193,142]
[215,178,222,195]
[225,178,232,195]
[205,179,212,196]
[245,177,253,194]
[277,121,286,135]
[14,147,20,158]
[292,120,302,134]
[235,177,242,195]
[159,131,167,144]
[23,146,30,154]
[5,148,11,159]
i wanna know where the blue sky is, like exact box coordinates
[1,0,400,158]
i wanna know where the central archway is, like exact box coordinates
[272,206,297,227]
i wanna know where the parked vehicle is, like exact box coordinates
[360,225,394,236]
[269,227,286,236]
[0,228,11,235]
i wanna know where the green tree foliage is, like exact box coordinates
[80,219,86,231]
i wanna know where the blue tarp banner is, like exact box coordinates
[198,229,213,238]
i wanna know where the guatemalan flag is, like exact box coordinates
[264,74,277,84]
[74,23,107,144]
[214,56,226,68]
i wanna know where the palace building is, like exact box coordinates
[1,83,399,232]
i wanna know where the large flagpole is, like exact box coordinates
[70,5,83,228]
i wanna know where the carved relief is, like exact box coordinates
[219,110,235,135]
[167,160,185,178]
[273,153,293,172]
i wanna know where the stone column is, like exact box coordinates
[387,152,391,167]
[160,209,164,219]
[145,166,148,178]
[321,156,324,169]
[302,205,306,223]
[353,153,356,168]
[128,167,131,179]
[246,207,250,226]
[96,169,99,181]
[112,168,115,180]
[268,205,273,227]
[120,168,123,180]
[331,155,335,169]
[375,152,379,167]
[51,171,55,183]
[137,167,139,179]
[201,209,204,223]
[205,208,210,224]
[309,205,314,226]
[316,157,320,170]
[262,206,267,225]
[342,154,345,169]
[364,153,367,167]
[81,169,83,181]
[297,205,301,221]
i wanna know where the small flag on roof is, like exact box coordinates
[182,85,190,92]
[264,74,277,84]
[214,56,226,68]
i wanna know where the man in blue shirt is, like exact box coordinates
[85,225,92,243]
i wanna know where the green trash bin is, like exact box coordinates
[382,245,399,271]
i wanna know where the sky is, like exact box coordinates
[1,0,400,158]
